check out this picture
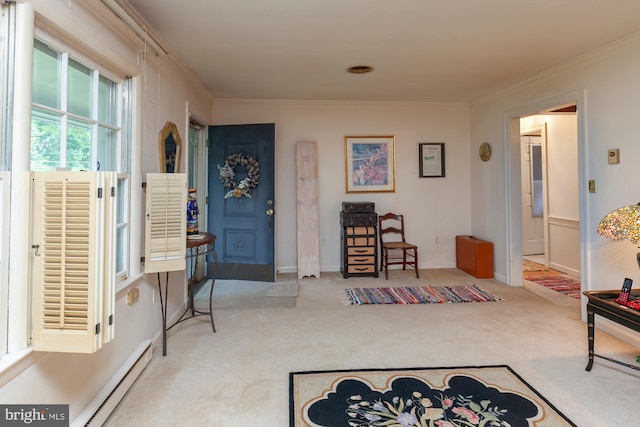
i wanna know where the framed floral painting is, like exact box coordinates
[345,135,396,193]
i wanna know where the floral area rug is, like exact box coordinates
[344,285,501,305]
[290,365,576,427]
[524,275,581,299]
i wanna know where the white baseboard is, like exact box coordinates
[72,340,152,427]
[596,318,640,349]
[548,262,580,277]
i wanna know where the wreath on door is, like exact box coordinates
[218,153,260,199]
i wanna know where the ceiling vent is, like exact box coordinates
[347,65,374,74]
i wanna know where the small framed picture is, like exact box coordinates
[345,135,396,193]
[419,143,445,178]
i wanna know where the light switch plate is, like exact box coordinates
[608,149,620,164]
[588,180,596,193]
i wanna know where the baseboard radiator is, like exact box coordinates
[72,340,153,427]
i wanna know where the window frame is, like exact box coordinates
[115,173,130,283]
[0,1,15,359]
[31,39,124,173]
[1,27,138,363]
[0,2,149,368]
[32,26,141,279]
[30,36,132,285]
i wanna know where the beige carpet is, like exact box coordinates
[201,278,298,309]
[105,269,640,427]
[267,280,300,298]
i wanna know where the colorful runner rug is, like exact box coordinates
[523,259,548,272]
[290,365,576,426]
[344,285,501,305]
[525,275,581,299]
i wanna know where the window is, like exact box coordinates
[0,10,140,361]
[30,39,131,284]
[530,143,543,218]
[0,2,14,358]
[31,39,124,172]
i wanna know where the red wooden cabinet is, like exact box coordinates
[456,235,494,278]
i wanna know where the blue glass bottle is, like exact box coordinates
[186,188,199,235]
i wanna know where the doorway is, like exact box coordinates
[507,93,586,299]
[521,124,546,265]
[208,123,276,282]
[187,117,208,284]
[519,109,580,282]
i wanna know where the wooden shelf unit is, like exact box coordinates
[340,209,378,278]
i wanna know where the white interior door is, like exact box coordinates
[521,129,546,258]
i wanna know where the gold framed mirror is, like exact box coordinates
[159,121,183,173]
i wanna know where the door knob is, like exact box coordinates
[266,209,274,217]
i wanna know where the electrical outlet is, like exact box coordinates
[152,288,158,304]
[435,236,439,245]
[321,238,327,248]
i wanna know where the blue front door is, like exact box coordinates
[208,123,276,281]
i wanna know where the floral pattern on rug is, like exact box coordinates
[306,375,539,427]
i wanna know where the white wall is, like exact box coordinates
[469,34,640,294]
[8,0,640,420]
[521,115,579,221]
[211,101,471,273]
[0,0,214,422]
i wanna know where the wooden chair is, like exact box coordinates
[379,213,419,279]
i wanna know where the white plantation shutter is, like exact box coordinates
[100,172,117,344]
[144,173,187,274]
[31,171,116,353]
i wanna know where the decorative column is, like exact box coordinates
[296,141,320,279]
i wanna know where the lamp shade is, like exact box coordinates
[597,203,640,243]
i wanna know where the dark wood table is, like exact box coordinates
[583,289,640,371]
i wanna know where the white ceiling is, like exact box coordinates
[124,0,640,102]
